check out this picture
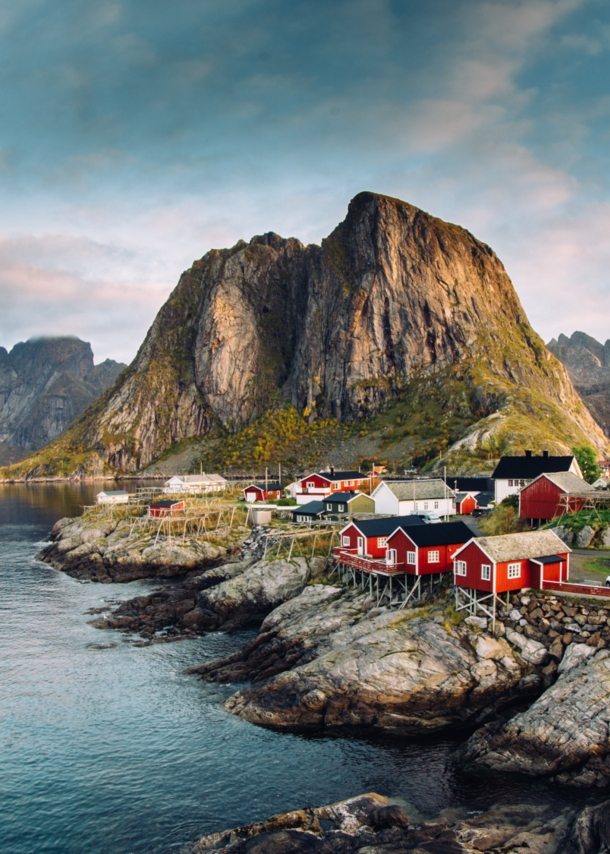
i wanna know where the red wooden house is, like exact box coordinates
[243,483,283,502]
[385,521,472,574]
[148,499,185,518]
[453,530,570,596]
[518,472,597,524]
[338,515,427,559]
[296,468,367,504]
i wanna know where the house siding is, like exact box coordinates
[519,477,588,521]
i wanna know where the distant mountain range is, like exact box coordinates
[548,332,610,439]
[1,192,607,480]
[0,337,125,465]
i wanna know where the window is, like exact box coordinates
[481,564,491,581]
[338,504,345,512]
[508,479,514,487]
[423,502,429,510]
[307,481,315,489]
[377,537,387,548]
[508,563,521,579]
[414,502,418,510]
[455,560,467,576]
[342,536,350,546]
[428,550,440,563]
[407,551,416,564]
[434,501,439,510]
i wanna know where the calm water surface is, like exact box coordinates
[0,483,588,854]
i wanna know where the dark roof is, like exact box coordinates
[398,520,473,547]
[291,501,326,516]
[150,499,184,507]
[445,477,494,492]
[492,455,575,479]
[474,492,494,507]
[308,470,365,482]
[349,515,428,538]
[531,554,566,565]
[325,492,362,504]
[246,483,282,491]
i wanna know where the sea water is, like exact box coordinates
[0,483,584,854]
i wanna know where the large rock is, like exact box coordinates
[505,628,549,665]
[461,649,610,785]
[185,792,582,854]
[194,586,537,733]
[576,525,596,548]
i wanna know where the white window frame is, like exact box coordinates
[342,535,350,547]
[407,551,416,564]
[428,550,440,563]
[338,504,345,512]
[307,481,315,488]
[377,537,387,548]
[455,560,467,576]
[387,548,397,565]
[508,562,521,579]
[434,501,439,510]
[481,564,491,581]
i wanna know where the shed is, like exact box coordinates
[243,483,282,503]
[96,490,129,505]
[148,499,185,518]
[518,471,597,524]
[371,479,455,517]
[455,492,478,515]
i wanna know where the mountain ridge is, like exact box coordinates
[1,192,606,479]
[548,331,610,438]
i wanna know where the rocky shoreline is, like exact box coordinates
[185,791,610,854]
[38,509,610,792]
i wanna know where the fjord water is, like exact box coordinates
[0,484,581,854]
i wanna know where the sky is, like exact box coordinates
[1,0,610,364]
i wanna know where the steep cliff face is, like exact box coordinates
[0,337,125,465]
[2,193,607,478]
[548,332,610,438]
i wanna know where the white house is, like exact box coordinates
[371,479,455,517]
[164,474,227,494]
[491,452,581,504]
[96,490,129,505]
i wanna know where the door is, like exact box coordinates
[387,548,397,566]
[357,537,365,555]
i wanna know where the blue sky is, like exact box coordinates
[1,0,609,363]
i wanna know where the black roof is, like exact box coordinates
[349,515,428,538]
[399,520,473,547]
[325,492,363,504]
[247,483,282,491]
[150,499,183,507]
[311,470,365,482]
[492,455,575,479]
[291,501,326,516]
[475,492,494,507]
[532,554,565,565]
[445,476,494,492]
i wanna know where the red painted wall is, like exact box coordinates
[339,523,387,557]
[300,473,366,493]
[455,541,570,592]
[457,494,477,515]
[149,501,185,518]
[244,486,282,501]
[299,473,331,492]
[387,530,469,576]
[519,476,586,520]
[454,541,494,592]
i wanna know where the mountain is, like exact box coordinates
[0,337,126,465]
[547,331,610,438]
[1,192,607,479]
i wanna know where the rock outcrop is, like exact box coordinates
[186,791,601,854]
[461,648,610,786]
[5,192,606,478]
[548,331,610,437]
[191,584,539,733]
[0,336,124,465]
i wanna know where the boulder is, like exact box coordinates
[461,650,610,785]
[558,642,596,674]
[576,525,596,548]
[505,628,549,665]
[552,525,574,545]
[603,527,610,549]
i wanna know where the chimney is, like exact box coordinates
[330,466,335,476]
[542,450,549,458]
[525,450,532,457]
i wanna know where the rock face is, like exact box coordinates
[548,331,610,437]
[186,791,598,854]
[0,336,124,464]
[192,584,538,733]
[7,192,606,477]
[461,649,610,786]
